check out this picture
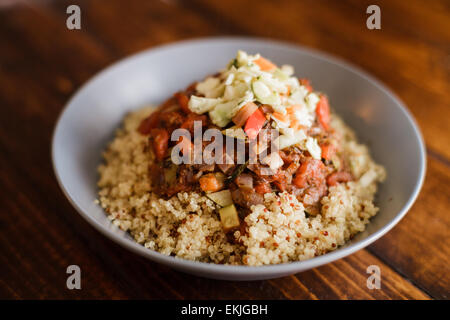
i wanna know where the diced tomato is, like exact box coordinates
[199,173,224,192]
[255,182,272,194]
[244,108,266,140]
[293,159,326,189]
[321,143,336,160]
[326,171,352,186]
[254,57,277,71]
[174,92,191,114]
[150,128,169,161]
[299,78,313,92]
[138,111,160,134]
[316,95,330,130]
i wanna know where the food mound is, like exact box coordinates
[97,51,385,265]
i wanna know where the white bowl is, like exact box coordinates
[52,37,426,280]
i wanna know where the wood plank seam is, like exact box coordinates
[427,148,450,169]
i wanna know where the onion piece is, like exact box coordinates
[234,173,253,189]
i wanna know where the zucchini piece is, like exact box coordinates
[219,204,240,232]
[222,126,247,140]
[206,190,233,207]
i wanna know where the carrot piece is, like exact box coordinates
[316,95,330,130]
[199,173,225,192]
[244,108,266,140]
[321,143,336,160]
[254,56,277,71]
[174,92,191,114]
[272,111,289,123]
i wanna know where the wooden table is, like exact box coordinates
[0,0,449,300]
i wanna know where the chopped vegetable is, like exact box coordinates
[305,137,322,160]
[164,164,178,185]
[252,80,280,105]
[227,161,248,183]
[199,173,225,192]
[299,78,313,92]
[181,113,207,134]
[261,152,284,171]
[218,204,240,232]
[150,128,169,161]
[235,173,253,189]
[244,108,266,140]
[222,126,247,140]
[254,56,277,71]
[195,77,222,97]
[326,171,352,186]
[138,111,160,134]
[232,101,258,127]
[206,189,233,207]
[293,159,326,188]
[321,143,336,160]
[208,100,237,127]
[255,181,272,194]
[174,92,191,114]
[316,95,330,130]
[188,96,222,114]
[277,130,307,150]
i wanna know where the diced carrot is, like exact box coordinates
[272,111,289,123]
[174,92,191,114]
[321,143,336,160]
[326,171,352,186]
[150,128,169,161]
[254,56,277,71]
[290,119,304,131]
[244,108,266,140]
[199,173,225,192]
[138,111,160,134]
[316,95,330,130]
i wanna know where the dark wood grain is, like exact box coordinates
[0,0,448,299]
